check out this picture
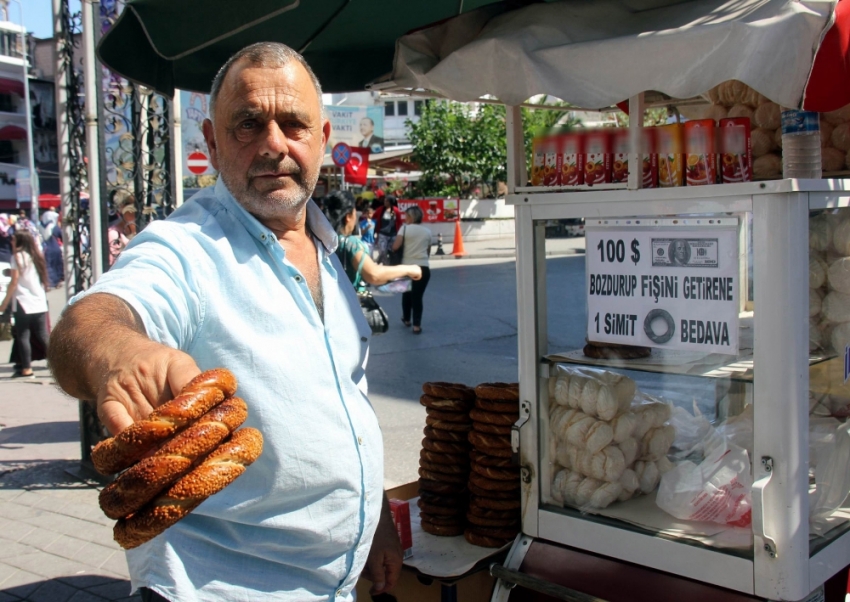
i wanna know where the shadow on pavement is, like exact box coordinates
[0,421,80,446]
[0,573,138,601]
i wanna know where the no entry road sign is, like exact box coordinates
[187,151,209,175]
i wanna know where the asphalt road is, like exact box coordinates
[367,252,589,488]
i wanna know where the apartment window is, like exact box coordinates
[0,94,12,112]
[414,100,424,116]
[0,141,16,164]
[397,101,408,117]
[384,102,395,117]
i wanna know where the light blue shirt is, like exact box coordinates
[74,180,383,601]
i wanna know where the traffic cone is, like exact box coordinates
[451,219,466,257]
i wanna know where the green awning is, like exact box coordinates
[97,0,518,96]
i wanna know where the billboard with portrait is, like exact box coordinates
[325,105,384,154]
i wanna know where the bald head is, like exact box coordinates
[210,42,324,124]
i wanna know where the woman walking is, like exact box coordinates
[372,195,404,264]
[323,191,421,291]
[391,206,432,334]
[0,231,49,377]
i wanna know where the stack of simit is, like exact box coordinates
[465,382,521,548]
[418,382,475,537]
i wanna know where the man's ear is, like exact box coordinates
[322,118,331,149]
[202,119,219,170]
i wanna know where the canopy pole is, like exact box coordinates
[506,106,525,193]
[82,0,104,281]
[627,93,645,191]
[53,0,72,297]
[171,92,184,207]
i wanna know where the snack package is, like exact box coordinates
[719,117,753,183]
[584,130,613,186]
[657,124,684,187]
[684,119,718,186]
[559,132,585,186]
[389,499,413,559]
[530,137,546,186]
[612,129,629,184]
[543,137,560,186]
[641,127,659,188]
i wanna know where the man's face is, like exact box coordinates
[673,241,687,260]
[359,118,373,138]
[203,60,330,220]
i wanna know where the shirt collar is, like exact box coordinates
[214,179,339,254]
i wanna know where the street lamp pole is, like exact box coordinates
[7,0,38,221]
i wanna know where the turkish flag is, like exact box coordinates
[344,147,370,186]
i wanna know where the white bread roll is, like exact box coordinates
[824,103,850,126]
[612,412,637,444]
[635,461,661,494]
[705,104,728,123]
[567,374,585,409]
[832,123,850,152]
[810,318,825,353]
[774,127,783,149]
[728,104,754,121]
[753,153,782,178]
[554,377,570,405]
[823,147,846,172]
[829,257,850,293]
[751,128,775,158]
[618,437,639,466]
[820,120,835,148]
[831,322,850,356]
[833,219,850,256]
[576,477,604,507]
[823,291,850,323]
[811,255,828,288]
[754,102,781,130]
[580,380,600,417]
[589,481,623,509]
[811,288,824,318]
[585,421,615,455]
[810,213,833,252]
[551,469,569,504]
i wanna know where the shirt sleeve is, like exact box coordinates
[71,226,204,351]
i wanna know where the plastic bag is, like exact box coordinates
[810,421,850,535]
[656,440,753,527]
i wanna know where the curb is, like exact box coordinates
[431,249,585,260]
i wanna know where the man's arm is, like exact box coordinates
[48,293,200,435]
[361,493,403,595]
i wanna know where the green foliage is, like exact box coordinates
[613,107,669,127]
[406,99,579,199]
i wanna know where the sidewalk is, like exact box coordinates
[430,233,586,259]
[0,288,139,602]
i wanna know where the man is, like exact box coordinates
[358,117,384,153]
[48,42,402,602]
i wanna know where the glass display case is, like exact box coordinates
[508,171,850,600]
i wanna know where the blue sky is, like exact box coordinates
[22,0,81,39]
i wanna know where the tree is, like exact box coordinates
[406,99,578,198]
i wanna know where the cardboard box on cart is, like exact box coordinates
[355,482,497,602]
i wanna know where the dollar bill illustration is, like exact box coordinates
[652,238,719,267]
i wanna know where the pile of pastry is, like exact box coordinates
[417,381,521,548]
[548,366,675,510]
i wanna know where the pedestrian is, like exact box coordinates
[391,206,432,334]
[107,192,137,266]
[359,204,376,247]
[39,209,64,288]
[0,230,49,378]
[47,42,401,602]
[0,214,12,263]
[372,195,403,264]
[323,190,420,291]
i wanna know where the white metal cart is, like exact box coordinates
[496,97,850,600]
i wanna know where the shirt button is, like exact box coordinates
[336,589,342,597]
[358,436,363,445]
[360,336,367,342]
[260,233,267,240]
[295,275,303,282]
